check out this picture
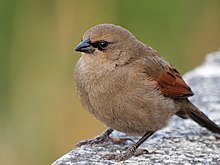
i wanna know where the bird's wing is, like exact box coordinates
[144,55,194,98]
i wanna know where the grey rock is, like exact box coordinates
[52,51,220,165]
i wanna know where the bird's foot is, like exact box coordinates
[75,135,109,147]
[75,129,134,147]
[75,136,134,148]
[103,146,149,161]
[75,129,114,147]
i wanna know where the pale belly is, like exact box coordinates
[85,83,176,136]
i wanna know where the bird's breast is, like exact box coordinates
[74,57,177,136]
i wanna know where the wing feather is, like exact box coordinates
[144,55,194,98]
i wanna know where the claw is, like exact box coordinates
[75,136,108,148]
[103,150,134,161]
[102,153,117,160]
[74,129,113,148]
[103,147,149,161]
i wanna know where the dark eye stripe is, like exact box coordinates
[91,41,112,51]
[91,42,100,48]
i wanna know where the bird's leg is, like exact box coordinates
[75,128,134,147]
[103,131,154,161]
[75,128,113,147]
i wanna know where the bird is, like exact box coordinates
[73,24,220,161]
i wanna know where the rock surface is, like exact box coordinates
[52,51,220,165]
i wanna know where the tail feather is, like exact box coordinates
[176,100,220,134]
[189,107,220,134]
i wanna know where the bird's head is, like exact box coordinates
[74,24,140,63]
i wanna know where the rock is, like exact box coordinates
[52,51,220,165]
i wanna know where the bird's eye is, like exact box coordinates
[91,40,110,51]
[98,41,108,50]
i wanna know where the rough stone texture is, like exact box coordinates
[52,51,220,165]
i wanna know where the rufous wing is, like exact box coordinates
[157,60,194,98]
[144,55,194,98]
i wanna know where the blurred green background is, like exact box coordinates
[0,0,220,164]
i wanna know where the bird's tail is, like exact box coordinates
[176,100,220,134]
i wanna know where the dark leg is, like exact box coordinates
[75,128,113,147]
[75,128,134,147]
[103,131,154,161]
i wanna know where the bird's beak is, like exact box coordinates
[74,38,95,54]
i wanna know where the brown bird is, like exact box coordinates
[74,24,220,161]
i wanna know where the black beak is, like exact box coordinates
[74,38,95,54]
